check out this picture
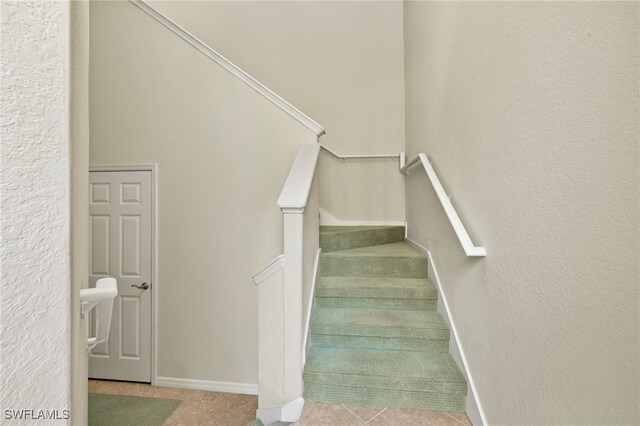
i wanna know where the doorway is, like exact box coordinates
[88,166,156,383]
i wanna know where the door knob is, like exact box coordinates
[131,282,150,290]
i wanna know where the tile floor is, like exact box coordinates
[89,380,472,425]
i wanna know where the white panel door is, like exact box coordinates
[89,171,152,382]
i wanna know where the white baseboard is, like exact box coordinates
[154,376,258,395]
[257,397,304,425]
[303,248,321,365]
[405,238,487,426]
[319,207,405,227]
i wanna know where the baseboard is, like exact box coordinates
[154,376,258,395]
[405,238,487,426]
[302,248,321,365]
[319,207,405,227]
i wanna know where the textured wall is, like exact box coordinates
[404,2,639,425]
[147,0,406,223]
[89,1,317,385]
[0,1,71,423]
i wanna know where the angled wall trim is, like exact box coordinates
[405,238,488,426]
[129,0,325,137]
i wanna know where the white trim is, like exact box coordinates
[252,255,284,286]
[402,154,486,257]
[319,143,400,160]
[404,238,428,258]
[319,207,405,227]
[405,238,488,426]
[129,0,324,137]
[155,376,258,395]
[152,166,158,386]
[302,248,321,365]
[89,163,158,385]
[277,145,321,212]
[257,397,305,424]
[90,164,157,172]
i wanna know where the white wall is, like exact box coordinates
[147,0,406,223]
[0,1,72,423]
[404,2,639,425]
[89,1,317,386]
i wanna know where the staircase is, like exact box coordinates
[303,226,467,412]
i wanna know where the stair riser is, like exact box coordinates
[311,325,449,340]
[304,386,466,413]
[320,256,427,278]
[316,282,436,301]
[320,227,405,253]
[303,372,467,396]
[316,297,436,311]
[310,334,449,352]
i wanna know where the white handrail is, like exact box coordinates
[80,280,118,317]
[319,143,401,160]
[80,278,118,352]
[129,0,325,137]
[402,153,486,257]
[277,145,321,213]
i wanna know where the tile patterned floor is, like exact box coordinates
[89,380,472,425]
[294,402,471,426]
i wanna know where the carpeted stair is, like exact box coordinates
[304,226,467,412]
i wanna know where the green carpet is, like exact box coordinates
[319,242,427,278]
[319,226,405,252]
[304,226,468,413]
[88,393,181,426]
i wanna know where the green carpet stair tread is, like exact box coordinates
[310,306,449,351]
[321,241,424,258]
[320,242,426,278]
[320,226,405,252]
[311,307,449,339]
[304,347,466,395]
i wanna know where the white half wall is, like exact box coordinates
[147,1,407,223]
[404,2,639,424]
[0,1,72,423]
